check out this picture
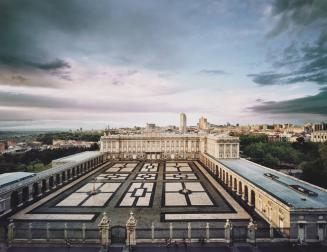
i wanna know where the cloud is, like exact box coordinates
[249,0,327,86]
[248,42,327,86]
[0,91,197,114]
[11,75,27,84]
[198,69,230,75]
[249,89,327,116]
[246,0,327,118]
[0,0,191,74]
[267,0,327,38]
[248,72,290,85]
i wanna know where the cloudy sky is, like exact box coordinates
[0,0,326,130]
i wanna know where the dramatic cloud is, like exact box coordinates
[246,0,327,118]
[248,42,327,86]
[267,0,327,38]
[0,0,191,74]
[250,88,327,116]
[249,0,327,86]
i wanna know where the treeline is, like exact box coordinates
[0,144,99,174]
[239,134,327,188]
[36,132,103,145]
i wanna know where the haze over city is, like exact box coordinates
[0,0,326,130]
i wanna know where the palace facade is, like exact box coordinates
[100,133,239,160]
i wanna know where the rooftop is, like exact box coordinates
[102,132,239,141]
[52,151,101,164]
[218,158,327,209]
[0,172,36,188]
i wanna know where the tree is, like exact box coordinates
[240,134,268,147]
[319,142,327,168]
[263,154,279,167]
[300,160,327,188]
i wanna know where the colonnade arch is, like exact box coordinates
[244,185,249,202]
[41,179,47,193]
[5,154,105,214]
[22,187,29,203]
[238,181,243,195]
[199,154,257,209]
[10,191,19,209]
[32,183,39,199]
[250,190,256,207]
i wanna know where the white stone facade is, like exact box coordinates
[100,133,239,160]
[311,130,327,142]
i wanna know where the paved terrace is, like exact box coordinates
[10,161,251,230]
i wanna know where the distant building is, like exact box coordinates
[7,140,16,148]
[310,122,327,142]
[311,131,327,143]
[0,143,5,154]
[313,122,327,131]
[100,132,239,160]
[145,123,156,132]
[52,139,95,149]
[198,116,208,130]
[179,113,187,133]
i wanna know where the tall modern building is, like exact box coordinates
[179,113,187,133]
[198,116,208,130]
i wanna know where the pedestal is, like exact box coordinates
[126,212,136,246]
[98,212,110,247]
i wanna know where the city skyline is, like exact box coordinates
[0,0,326,130]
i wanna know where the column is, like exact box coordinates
[270,224,274,239]
[206,223,210,241]
[28,185,34,201]
[82,223,86,242]
[317,222,326,241]
[242,185,246,201]
[187,222,191,243]
[232,179,236,192]
[7,220,14,243]
[224,219,232,244]
[297,222,306,243]
[169,223,173,240]
[37,182,42,197]
[28,223,33,242]
[151,222,155,242]
[46,222,50,241]
[64,223,68,240]
[247,219,257,243]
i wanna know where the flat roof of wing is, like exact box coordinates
[0,172,36,188]
[218,158,327,209]
[52,151,101,163]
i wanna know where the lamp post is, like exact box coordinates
[90,178,98,195]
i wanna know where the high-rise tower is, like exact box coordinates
[180,113,187,133]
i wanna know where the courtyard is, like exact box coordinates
[10,161,251,231]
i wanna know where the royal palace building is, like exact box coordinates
[0,132,326,244]
[100,133,239,160]
[100,132,327,242]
